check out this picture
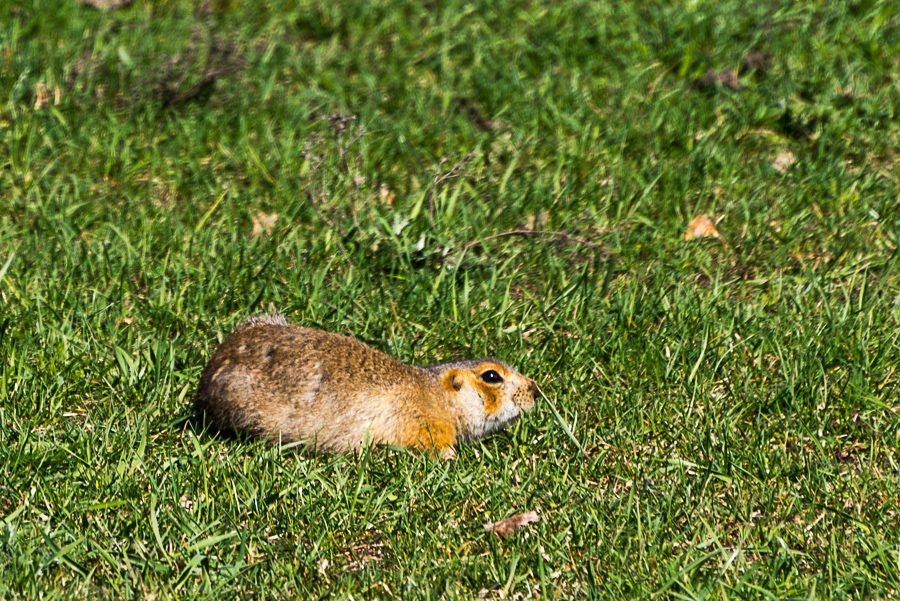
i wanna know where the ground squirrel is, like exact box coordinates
[193,315,539,458]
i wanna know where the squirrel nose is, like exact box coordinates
[529,379,542,399]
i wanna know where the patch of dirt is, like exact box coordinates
[453,97,502,131]
[154,32,246,109]
[741,52,773,74]
[694,68,742,91]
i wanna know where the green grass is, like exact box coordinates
[2,0,900,598]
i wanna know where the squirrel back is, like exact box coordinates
[193,316,539,457]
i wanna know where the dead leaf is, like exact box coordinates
[772,151,796,173]
[34,82,48,110]
[379,184,395,208]
[251,213,278,237]
[483,511,540,537]
[684,215,722,241]
[525,211,549,230]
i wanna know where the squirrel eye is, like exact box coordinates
[480,370,503,384]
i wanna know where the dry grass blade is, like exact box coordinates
[80,0,133,9]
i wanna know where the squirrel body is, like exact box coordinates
[193,315,538,458]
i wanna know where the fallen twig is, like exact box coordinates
[442,229,605,258]
[428,153,475,218]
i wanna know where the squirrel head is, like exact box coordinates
[433,359,539,442]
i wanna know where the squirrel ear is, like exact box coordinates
[444,370,463,392]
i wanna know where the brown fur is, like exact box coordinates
[193,316,539,457]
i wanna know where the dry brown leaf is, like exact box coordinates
[684,215,721,241]
[34,82,48,110]
[525,211,549,230]
[379,183,395,208]
[772,151,796,173]
[483,511,540,537]
[251,213,278,237]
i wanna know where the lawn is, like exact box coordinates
[2,0,900,598]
